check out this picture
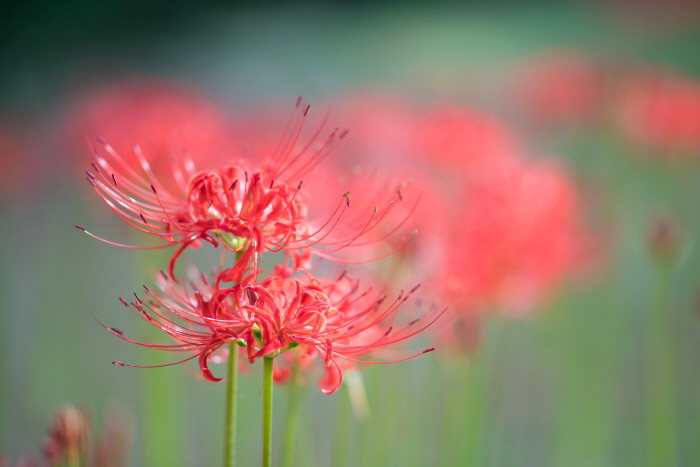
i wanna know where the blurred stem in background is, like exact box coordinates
[142,352,184,467]
[459,341,489,466]
[281,369,300,467]
[438,355,472,466]
[136,244,184,467]
[646,219,679,467]
[332,380,354,467]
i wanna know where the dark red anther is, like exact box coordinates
[230,180,237,191]
[86,171,95,179]
[97,136,107,144]
[303,105,310,116]
[139,213,148,224]
[119,297,129,307]
[343,191,351,207]
[422,348,435,354]
[384,327,393,337]
[297,181,303,190]
[112,361,125,366]
[409,318,420,326]
[111,174,118,186]
[410,284,421,294]
[75,226,87,231]
[110,327,124,335]
[339,129,349,139]
[86,178,96,186]
[91,163,100,172]
[246,288,257,305]
[269,180,274,189]
[151,184,157,194]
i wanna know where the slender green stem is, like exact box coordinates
[263,357,274,467]
[438,356,471,466]
[332,383,353,467]
[646,260,677,466]
[224,342,239,467]
[281,373,301,467]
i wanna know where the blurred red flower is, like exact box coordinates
[513,51,605,126]
[62,79,238,183]
[616,69,700,157]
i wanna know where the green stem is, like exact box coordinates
[263,357,274,467]
[646,259,677,466]
[281,373,301,467]
[224,342,239,467]
[332,384,352,467]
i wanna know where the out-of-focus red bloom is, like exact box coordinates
[102,270,254,382]
[241,272,439,394]
[42,406,90,467]
[62,79,237,185]
[616,70,700,156]
[2,405,130,467]
[439,157,589,317]
[513,51,605,126]
[413,104,522,171]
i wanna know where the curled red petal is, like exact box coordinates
[319,357,343,395]
[198,344,224,382]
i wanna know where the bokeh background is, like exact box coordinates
[2,1,700,466]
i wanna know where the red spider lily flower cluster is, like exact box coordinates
[104,270,437,394]
[79,98,417,283]
[80,93,436,393]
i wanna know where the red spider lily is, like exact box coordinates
[78,99,418,282]
[101,270,256,382]
[239,272,440,394]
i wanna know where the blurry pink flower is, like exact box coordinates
[439,157,589,316]
[2,406,130,467]
[413,104,522,170]
[62,79,237,184]
[513,51,605,126]
[616,69,700,156]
